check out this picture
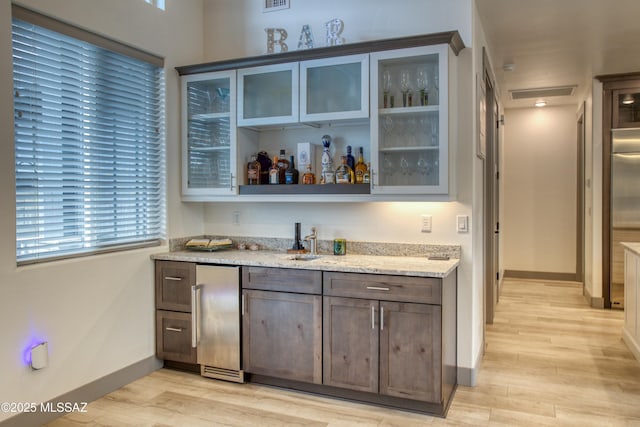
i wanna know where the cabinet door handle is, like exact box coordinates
[380,306,385,331]
[165,327,183,332]
[371,305,375,329]
[371,170,375,189]
[230,173,234,191]
[366,286,390,291]
[241,293,246,316]
[164,276,182,281]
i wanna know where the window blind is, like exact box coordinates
[12,16,166,265]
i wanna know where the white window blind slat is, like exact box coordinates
[13,16,166,265]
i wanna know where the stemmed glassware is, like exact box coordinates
[383,70,392,108]
[416,68,429,106]
[382,115,395,148]
[400,69,411,107]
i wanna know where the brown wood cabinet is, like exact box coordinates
[242,267,322,384]
[323,271,453,407]
[155,260,197,363]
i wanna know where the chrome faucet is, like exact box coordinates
[304,227,318,255]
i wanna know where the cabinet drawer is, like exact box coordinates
[323,272,441,305]
[155,260,196,312]
[242,266,322,294]
[156,310,196,364]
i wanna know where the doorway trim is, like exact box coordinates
[482,47,500,325]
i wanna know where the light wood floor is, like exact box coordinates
[46,279,640,426]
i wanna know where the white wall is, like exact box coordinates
[200,0,484,382]
[502,105,579,274]
[0,0,204,421]
[203,0,473,61]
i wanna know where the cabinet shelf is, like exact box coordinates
[239,183,370,196]
[190,112,230,121]
[380,146,439,152]
[190,146,230,152]
[379,106,439,115]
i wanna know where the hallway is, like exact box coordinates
[46,280,640,426]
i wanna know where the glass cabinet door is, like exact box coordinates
[182,71,237,197]
[300,54,369,122]
[614,89,640,128]
[370,45,449,195]
[237,63,299,127]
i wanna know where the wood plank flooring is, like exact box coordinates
[46,279,640,426]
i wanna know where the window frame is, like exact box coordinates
[12,5,166,266]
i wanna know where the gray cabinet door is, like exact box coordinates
[323,296,379,393]
[379,301,442,403]
[243,290,322,384]
[156,310,197,364]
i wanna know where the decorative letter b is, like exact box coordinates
[265,28,288,53]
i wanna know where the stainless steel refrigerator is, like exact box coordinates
[611,128,640,308]
[193,265,243,382]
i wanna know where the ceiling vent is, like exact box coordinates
[262,0,290,12]
[509,85,577,100]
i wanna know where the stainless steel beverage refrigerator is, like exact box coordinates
[193,265,244,382]
[611,128,640,308]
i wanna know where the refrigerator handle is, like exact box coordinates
[191,284,201,348]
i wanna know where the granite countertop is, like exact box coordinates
[151,249,459,278]
[622,242,640,257]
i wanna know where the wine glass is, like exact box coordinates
[382,70,392,108]
[400,156,411,175]
[428,64,439,104]
[383,154,394,177]
[416,68,429,106]
[416,156,431,176]
[382,115,395,148]
[400,69,411,107]
[405,116,417,146]
[430,120,438,146]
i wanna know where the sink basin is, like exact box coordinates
[283,254,321,261]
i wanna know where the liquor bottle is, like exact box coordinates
[256,151,272,184]
[320,135,335,184]
[247,154,261,185]
[335,156,354,184]
[363,162,371,184]
[285,155,299,184]
[346,145,355,171]
[354,147,367,184]
[302,163,316,184]
[269,155,280,184]
[277,149,289,184]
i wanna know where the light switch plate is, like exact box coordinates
[456,215,469,233]
[421,215,432,233]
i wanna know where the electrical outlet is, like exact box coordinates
[421,214,432,233]
[232,211,241,225]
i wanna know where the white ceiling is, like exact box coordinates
[476,0,640,109]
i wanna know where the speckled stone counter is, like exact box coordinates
[151,249,459,278]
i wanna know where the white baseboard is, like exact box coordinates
[623,327,640,362]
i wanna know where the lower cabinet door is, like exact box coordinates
[242,290,322,383]
[379,301,442,403]
[156,310,196,364]
[323,296,379,393]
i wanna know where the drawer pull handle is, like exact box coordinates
[165,327,183,332]
[366,286,390,291]
[381,306,385,331]
[164,276,182,281]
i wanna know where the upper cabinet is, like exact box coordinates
[238,63,299,127]
[300,54,369,123]
[181,71,237,197]
[613,88,640,128]
[370,45,449,195]
[176,32,464,202]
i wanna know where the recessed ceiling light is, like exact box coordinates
[535,100,547,107]
[622,93,635,105]
[503,63,516,72]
